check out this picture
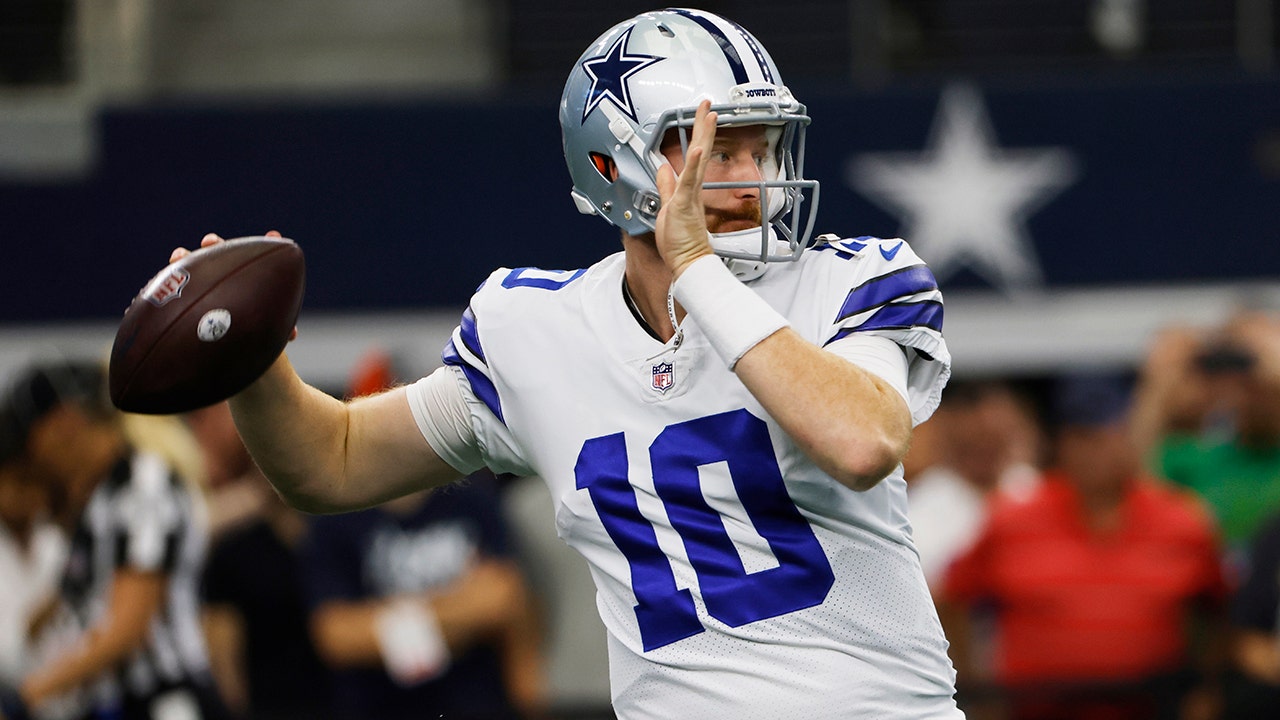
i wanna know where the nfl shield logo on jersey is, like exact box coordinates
[651,361,674,393]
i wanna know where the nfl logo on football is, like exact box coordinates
[651,361,674,393]
[144,268,190,307]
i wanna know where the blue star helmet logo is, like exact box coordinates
[581,26,663,125]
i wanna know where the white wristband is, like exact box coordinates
[672,255,790,368]
[374,598,451,686]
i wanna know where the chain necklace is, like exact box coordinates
[665,288,684,348]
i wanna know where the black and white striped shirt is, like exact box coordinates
[61,450,212,705]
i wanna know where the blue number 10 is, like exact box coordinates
[575,409,835,651]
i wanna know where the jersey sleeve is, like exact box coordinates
[438,268,536,478]
[817,237,951,426]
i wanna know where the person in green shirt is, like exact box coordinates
[1131,311,1280,556]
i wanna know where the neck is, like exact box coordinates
[1075,478,1131,533]
[621,233,683,341]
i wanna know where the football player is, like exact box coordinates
[176,8,962,719]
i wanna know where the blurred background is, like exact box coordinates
[2,2,1280,720]
[0,0,1275,387]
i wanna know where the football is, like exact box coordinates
[109,236,306,414]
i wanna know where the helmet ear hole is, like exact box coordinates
[589,152,617,182]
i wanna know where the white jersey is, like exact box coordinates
[430,236,960,719]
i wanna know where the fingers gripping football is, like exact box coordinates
[110,233,305,414]
[170,231,299,343]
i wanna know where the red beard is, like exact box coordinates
[706,201,763,234]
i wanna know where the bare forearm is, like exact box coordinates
[310,602,386,667]
[23,630,134,705]
[1128,377,1170,466]
[1234,629,1280,684]
[201,606,249,715]
[22,573,164,706]
[230,356,460,513]
[313,563,529,669]
[229,355,354,512]
[734,329,911,491]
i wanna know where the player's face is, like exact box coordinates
[661,124,767,234]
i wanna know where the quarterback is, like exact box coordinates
[180,8,962,719]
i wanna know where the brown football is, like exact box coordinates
[109,236,306,414]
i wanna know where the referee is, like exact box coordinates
[0,361,225,720]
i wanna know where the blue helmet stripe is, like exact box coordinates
[725,18,774,83]
[442,338,505,423]
[835,265,939,323]
[670,8,749,85]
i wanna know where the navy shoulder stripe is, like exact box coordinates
[443,304,502,423]
[442,338,504,423]
[458,306,485,363]
[826,300,944,345]
[836,264,938,323]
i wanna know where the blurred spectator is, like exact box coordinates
[298,351,545,720]
[194,401,335,720]
[503,475,613,717]
[1132,311,1280,560]
[907,380,1042,588]
[0,454,67,694]
[303,475,543,720]
[1225,509,1280,718]
[939,373,1228,720]
[901,403,944,484]
[185,397,271,541]
[0,360,225,720]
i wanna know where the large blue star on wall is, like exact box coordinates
[581,26,663,124]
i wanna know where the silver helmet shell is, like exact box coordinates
[560,8,820,263]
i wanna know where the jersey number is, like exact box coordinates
[500,267,585,290]
[575,409,835,651]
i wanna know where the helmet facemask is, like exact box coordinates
[652,94,820,264]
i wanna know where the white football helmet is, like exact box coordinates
[560,8,820,266]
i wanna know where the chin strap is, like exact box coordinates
[711,225,789,282]
[722,257,767,282]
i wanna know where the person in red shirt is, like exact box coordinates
[938,374,1229,720]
